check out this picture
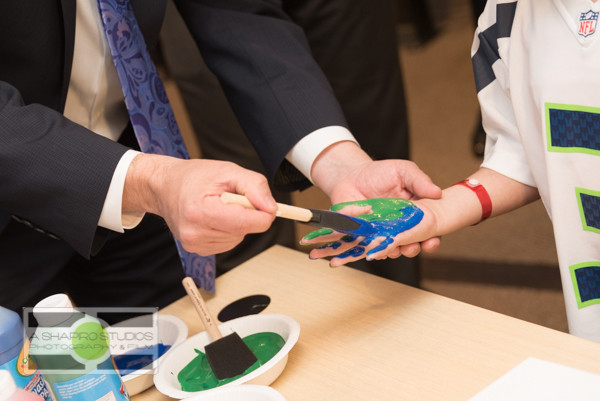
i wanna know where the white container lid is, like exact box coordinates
[33,294,75,326]
[0,370,17,401]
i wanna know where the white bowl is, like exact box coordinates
[108,314,188,396]
[153,313,300,399]
[181,384,286,401]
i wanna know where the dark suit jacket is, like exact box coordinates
[0,0,347,258]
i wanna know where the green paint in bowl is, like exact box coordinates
[177,332,285,391]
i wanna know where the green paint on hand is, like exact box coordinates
[302,227,334,241]
[330,198,415,220]
[177,331,285,391]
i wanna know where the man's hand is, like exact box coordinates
[311,141,442,203]
[123,154,277,255]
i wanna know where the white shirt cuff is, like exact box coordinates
[98,149,145,232]
[285,126,357,183]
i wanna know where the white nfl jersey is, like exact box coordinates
[472,0,600,342]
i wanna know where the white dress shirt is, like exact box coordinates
[64,0,356,233]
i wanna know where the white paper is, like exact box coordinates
[468,357,600,400]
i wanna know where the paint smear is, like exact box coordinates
[177,332,285,391]
[303,198,423,260]
[113,342,171,375]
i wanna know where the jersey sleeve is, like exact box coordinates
[472,0,536,187]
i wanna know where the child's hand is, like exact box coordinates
[300,198,427,266]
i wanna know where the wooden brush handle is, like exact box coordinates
[182,277,222,341]
[220,192,313,222]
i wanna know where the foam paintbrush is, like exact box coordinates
[181,277,257,380]
[220,192,375,236]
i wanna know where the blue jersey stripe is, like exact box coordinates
[576,187,600,233]
[548,107,600,152]
[472,2,517,92]
[574,264,600,304]
[580,192,600,231]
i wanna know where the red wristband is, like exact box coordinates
[454,178,492,224]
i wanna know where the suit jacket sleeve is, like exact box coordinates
[174,0,349,191]
[0,80,130,257]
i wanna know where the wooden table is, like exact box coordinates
[136,245,600,400]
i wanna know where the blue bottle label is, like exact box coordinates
[51,369,130,401]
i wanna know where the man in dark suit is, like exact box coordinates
[0,0,441,316]
[160,0,421,285]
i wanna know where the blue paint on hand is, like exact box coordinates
[307,199,424,261]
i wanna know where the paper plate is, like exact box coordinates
[153,313,300,399]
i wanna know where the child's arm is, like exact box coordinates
[394,167,537,246]
[413,167,539,237]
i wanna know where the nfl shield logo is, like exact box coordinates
[578,10,599,37]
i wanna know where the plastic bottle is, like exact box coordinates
[0,307,54,401]
[0,371,44,401]
[29,294,130,401]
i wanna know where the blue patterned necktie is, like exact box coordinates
[97,0,215,292]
